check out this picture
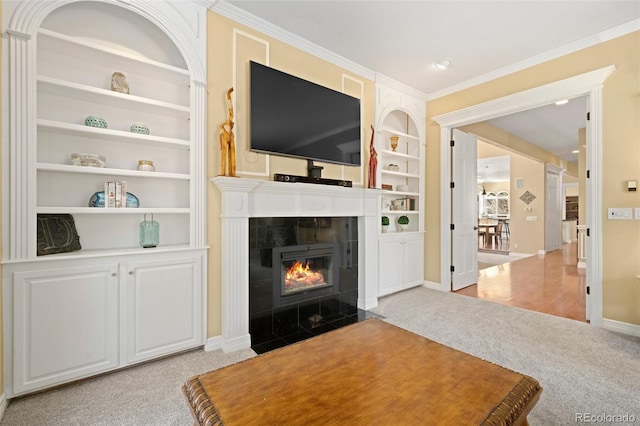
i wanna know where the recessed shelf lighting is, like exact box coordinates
[555,99,569,105]
[572,150,579,154]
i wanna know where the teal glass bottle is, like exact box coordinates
[139,214,159,248]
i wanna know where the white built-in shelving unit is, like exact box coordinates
[374,83,425,296]
[2,0,208,397]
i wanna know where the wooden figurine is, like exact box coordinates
[367,125,377,188]
[219,87,236,177]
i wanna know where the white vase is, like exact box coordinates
[398,224,408,231]
[381,225,389,233]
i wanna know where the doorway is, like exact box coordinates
[433,66,615,327]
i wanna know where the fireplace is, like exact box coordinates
[249,216,361,353]
[274,243,339,307]
[212,176,381,354]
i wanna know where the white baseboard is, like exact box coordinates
[204,335,225,352]
[204,334,251,353]
[602,318,640,337]
[422,280,442,291]
[0,393,7,422]
[537,250,546,256]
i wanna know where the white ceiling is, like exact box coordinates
[219,1,639,164]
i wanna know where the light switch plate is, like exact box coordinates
[608,208,632,220]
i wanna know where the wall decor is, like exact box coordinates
[367,125,377,188]
[520,190,536,205]
[219,87,236,176]
[36,214,81,256]
[111,71,130,94]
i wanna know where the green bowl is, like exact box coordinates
[85,116,107,129]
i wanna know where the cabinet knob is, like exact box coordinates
[112,272,117,277]
[129,271,134,275]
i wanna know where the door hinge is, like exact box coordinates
[450,140,455,147]
[587,112,591,121]
[450,265,455,272]
[587,170,590,178]
[450,224,455,231]
[586,286,590,295]
[587,228,590,237]
[450,181,455,189]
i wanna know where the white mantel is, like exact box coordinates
[212,176,380,352]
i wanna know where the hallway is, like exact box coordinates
[455,242,586,322]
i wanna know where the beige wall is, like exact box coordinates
[426,31,640,325]
[206,12,375,335]
[477,139,545,254]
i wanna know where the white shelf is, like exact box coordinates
[37,207,189,214]
[380,149,420,161]
[37,163,190,180]
[37,75,190,118]
[5,244,195,263]
[37,119,191,149]
[381,170,420,179]
[379,127,420,142]
[381,210,420,215]
[381,190,420,197]
[38,29,190,80]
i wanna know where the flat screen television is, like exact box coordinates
[249,61,361,167]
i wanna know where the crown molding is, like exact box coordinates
[427,18,640,101]
[375,73,428,103]
[209,1,376,82]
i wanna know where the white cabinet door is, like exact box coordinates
[404,236,424,287]
[378,238,405,296]
[379,234,424,297]
[126,256,203,363]
[12,264,119,395]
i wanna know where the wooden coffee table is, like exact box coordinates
[183,319,541,425]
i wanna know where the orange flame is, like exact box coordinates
[285,261,325,291]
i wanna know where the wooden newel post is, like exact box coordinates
[219,87,237,177]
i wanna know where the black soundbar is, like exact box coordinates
[274,173,352,187]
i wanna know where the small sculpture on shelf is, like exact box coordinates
[389,135,399,152]
[368,125,377,188]
[111,71,130,94]
[219,87,236,177]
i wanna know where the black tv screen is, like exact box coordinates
[249,61,361,166]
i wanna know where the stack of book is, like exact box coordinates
[104,181,127,208]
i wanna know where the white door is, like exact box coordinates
[545,164,563,252]
[451,129,478,290]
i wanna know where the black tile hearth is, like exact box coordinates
[249,216,367,354]
[251,307,384,354]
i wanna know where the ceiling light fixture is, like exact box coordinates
[433,59,452,70]
[555,99,569,106]
[572,150,579,153]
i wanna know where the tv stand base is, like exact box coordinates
[274,174,352,187]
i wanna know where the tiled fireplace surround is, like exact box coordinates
[213,176,380,353]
